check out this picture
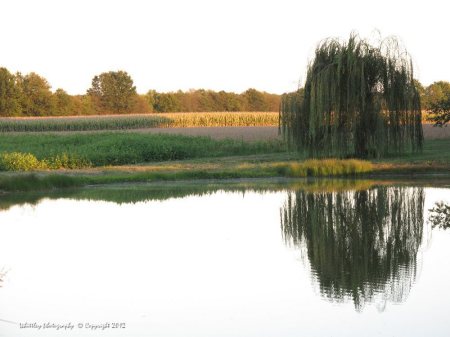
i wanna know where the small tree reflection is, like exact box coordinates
[0,269,5,288]
[428,202,450,230]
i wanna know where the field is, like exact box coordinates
[1,113,448,142]
[0,112,279,132]
[91,124,450,141]
[0,132,287,169]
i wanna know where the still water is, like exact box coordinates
[0,180,449,337]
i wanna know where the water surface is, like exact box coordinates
[0,180,449,336]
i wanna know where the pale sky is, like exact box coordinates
[1,0,449,95]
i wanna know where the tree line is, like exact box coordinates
[1,66,449,119]
[0,67,280,116]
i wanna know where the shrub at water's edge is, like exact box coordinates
[0,152,91,171]
[0,152,44,171]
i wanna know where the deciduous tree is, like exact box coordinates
[0,67,21,116]
[280,34,423,158]
[16,72,54,116]
[87,71,137,113]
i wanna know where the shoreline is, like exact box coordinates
[1,159,450,193]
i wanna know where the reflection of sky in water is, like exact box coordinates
[0,187,449,337]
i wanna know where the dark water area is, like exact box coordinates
[0,180,449,336]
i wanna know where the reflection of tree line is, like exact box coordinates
[0,180,378,212]
[280,186,425,311]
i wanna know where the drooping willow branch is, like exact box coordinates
[280,34,423,158]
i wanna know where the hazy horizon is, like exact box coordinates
[2,0,449,95]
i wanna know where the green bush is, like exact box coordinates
[0,152,45,171]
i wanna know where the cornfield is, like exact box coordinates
[0,112,279,132]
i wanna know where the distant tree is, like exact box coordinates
[243,88,269,111]
[427,94,450,126]
[152,92,181,112]
[145,90,156,111]
[266,92,282,111]
[78,95,96,115]
[424,81,450,126]
[16,72,54,116]
[423,81,450,110]
[0,67,21,116]
[196,89,216,111]
[176,89,197,112]
[87,71,137,113]
[134,95,152,114]
[53,88,77,115]
[217,90,243,111]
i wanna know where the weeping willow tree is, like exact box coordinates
[280,186,425,311]
[280,34,423,158]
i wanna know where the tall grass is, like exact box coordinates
[280,159,373,177]
[0,112,279,132]
[0,132,287,169]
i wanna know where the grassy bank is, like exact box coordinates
[0,158,373,192]
[0,152,449,192]
[0,112,279,132]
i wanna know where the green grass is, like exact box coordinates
[379,138,450,164]
[0,132,287,168]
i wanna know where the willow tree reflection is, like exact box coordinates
[280,186,425,311]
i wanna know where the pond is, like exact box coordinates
[0,179,449,337]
